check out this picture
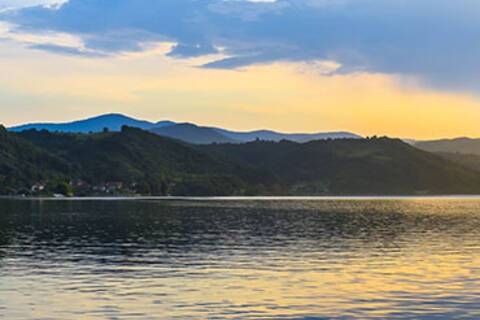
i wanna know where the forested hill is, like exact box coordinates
[3,125,480,196]
[0,126,73,193]
[203,138,480,195]
[416,138,480,156]
[16,127,266,196]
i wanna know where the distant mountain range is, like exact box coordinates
[9,113,175,133]
[8,113,362,144]
[150,123,238,144]
[214,127,359,143]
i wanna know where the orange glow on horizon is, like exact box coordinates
[1,43,480,140]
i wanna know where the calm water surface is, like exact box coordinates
[1,198,480,319]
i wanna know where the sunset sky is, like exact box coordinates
[1,0,480,139]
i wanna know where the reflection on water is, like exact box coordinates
[1,198,480,319]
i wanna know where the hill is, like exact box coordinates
[415,138,480,156]
[434,152,480,173]
[150,123,237,144]
[215,128,362,143]
[17,127,268,195]
[9,113,175,133]
[203,137,480,195]
[6,128,480,196]
[0,126,73,193]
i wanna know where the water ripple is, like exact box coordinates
[1,198,480,319]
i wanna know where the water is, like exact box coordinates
[1,198,480,319]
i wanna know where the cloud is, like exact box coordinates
[1,0,480,92]
[29,43,105,57]
[168,43,219,58]
[0,0,66,11]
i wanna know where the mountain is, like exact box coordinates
[149,123,361,144]
[9,113,360,143]
[214,128,362,143]
[415,138,480,156]
[150,123,360,144]
[9,113,175,133]
[150,123,238,144]
[203,137,480,195]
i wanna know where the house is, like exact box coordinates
[70,179,90,189]
[31,183,45,193]
[105,181,123,193]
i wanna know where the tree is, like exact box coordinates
[54,182,74,196]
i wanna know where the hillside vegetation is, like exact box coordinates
[0,126,72,193]
[204,138,480,195]
[416,138,480,156]
[17,127,259,196]
[2,126,480,196]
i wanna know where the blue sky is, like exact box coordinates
[1,0,480,138]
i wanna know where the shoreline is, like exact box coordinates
[4,195,480,201]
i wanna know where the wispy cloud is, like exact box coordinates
[0,0,66,12]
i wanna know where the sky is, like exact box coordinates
[1,0,480,139]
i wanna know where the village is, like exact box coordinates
[28,180,133,197]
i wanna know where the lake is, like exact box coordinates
[1,197,480,319]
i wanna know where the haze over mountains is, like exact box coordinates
[9,113,362,144]
[9,114,175,134]
[415,138,480,156]
[413,138,480,175]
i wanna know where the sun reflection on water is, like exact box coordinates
[1,198,480,319]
